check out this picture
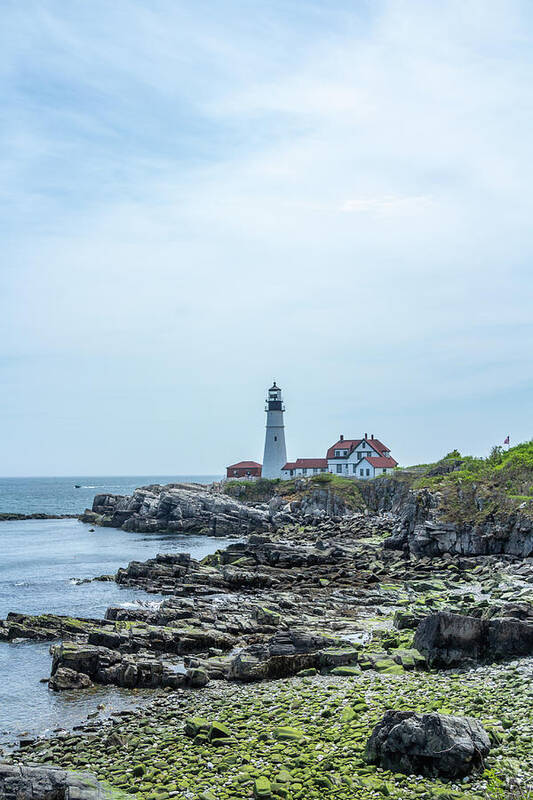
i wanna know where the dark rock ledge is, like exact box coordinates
[0,763,111,799]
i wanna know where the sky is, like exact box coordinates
[1,0,532,476]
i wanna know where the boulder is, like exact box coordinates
[365,710,490,777]
[48,667,92,691]
[414,611,533,667]
[186,667,209,687]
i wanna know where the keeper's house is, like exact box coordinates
[226,461,262,479]
[282,433,397,480]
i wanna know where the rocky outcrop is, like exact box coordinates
[365,710,490,777]
[357,476,414,514]
[414,610,533,667]
[50,642,187,691]
[268,486,351,525]
[227,628,359,682]
[383,485,533,558]
[0,612,114,642]
[0,764,110,799]
[81,483,270,536]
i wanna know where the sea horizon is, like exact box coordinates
[0,475,223,517]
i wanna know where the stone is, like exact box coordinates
[184,717,209,737]
[254,776,272,798]
[365,710,490,778]
[208,721,232,741]
[273,726,303,741]
[331,666,359,676]
[186,667,209,687]
[48,667,92,691]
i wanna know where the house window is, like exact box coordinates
[336,465,342,474]
[290,470,294,476]
[334,450,339,456]
[234,471,238,476]
[352,464,357,473]
[383,468,387,474]
[359,469,363,476]
[366,469,370,476]
[303,468,307,475]
[313,468,318,474]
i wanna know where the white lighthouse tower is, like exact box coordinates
[262,381,288,479]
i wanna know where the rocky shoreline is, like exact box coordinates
[1,475,532,799]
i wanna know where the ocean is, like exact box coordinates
[0,475,228,751]
[0,475,222,516]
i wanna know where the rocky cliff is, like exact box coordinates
[81,483,270,537]
[382,484,533,558]
[81,458,533,557]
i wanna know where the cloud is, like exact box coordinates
[0,0,532,473]
[340,194,433,214]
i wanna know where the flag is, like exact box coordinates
[504,435,510,445]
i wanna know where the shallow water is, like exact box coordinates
[0,516,234,749]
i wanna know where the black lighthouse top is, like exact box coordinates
[266,381,284,411]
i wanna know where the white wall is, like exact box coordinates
[263,407,287,479]
[281,467,327,478]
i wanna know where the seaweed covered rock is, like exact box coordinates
[365,710,490,777]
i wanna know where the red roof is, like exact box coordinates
[226,461,262,469]
[365,456,398,468]
[326,439,361,459]
[326,437,390,459]
[282,458,328,470]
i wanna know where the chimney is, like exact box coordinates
[365,432,367,439]
[371,434,374,439]
[340,434,344,441]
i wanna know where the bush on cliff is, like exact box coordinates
[412,440,533,522]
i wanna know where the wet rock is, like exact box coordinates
[49,667,93,691]
[50,642,186,690]
[365,709,490,777]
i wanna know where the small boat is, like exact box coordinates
[74,484,81,488]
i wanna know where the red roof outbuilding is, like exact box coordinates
[226,461,262,479]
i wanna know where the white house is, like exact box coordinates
[281,458,328,478]
[326,434,397,478]
[280,433,397,481]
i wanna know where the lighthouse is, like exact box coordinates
[262,381,288,479]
